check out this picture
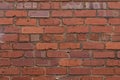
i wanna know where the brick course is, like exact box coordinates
[0,0,120,80]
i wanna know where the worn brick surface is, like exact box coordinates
[0,0,120,80]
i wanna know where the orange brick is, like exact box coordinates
[59,59,82,66]
[36,43,58,50]
[5,10,27,17]
[16,18,36,26]
[106,42,120,49]
[22,27,43,34]
[85,18,107,25]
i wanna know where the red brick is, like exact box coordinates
[85,18,107,25]
[69,68,91,75]
[77,34,87,41]
[52,10,72,17]
[83,42,104,49]
[91,26,113,33]
[47,50,68,58]
[22,68,45,75]
[60,43,80,49]
[106,42,120,49]
[63,18,84,25]
[67,26,89,33]
[89,33,99,41]
[0,18,13,25]
[112,36,120,41]
[0,43,12,50]
[16,18,36,26]
[11,59,34,66]
[42,34,53,42]
[59,59,82,66]
[66,34,76,42]
[83,60,105,66]
[106,60,120,66]
[5,10,27,17]
[22,27,43,34]
[38,3,50,9]
[12,76,31,80]
[36,59,58,66]
[114,26,120,33]
[0,76,9,80]
[0,51,23,58]
[0,68,19,75]
[92,68,114,75]
[0,3,13,9]
[93,51,115,58]
[54,34,64,41]
[80,76,103,80]
[115,68,120,74]
[0,59,11,66]
[33,76,55,80]
[51,2,60,9]
[74,10,96,17]
[70,50,90,58]
[109,18,120,25]
[46,67,67,75]
[0,11,4,17]
[108,2,120,9]
[36,43,57,50]
[13,43,34,50]
[40,18,60,26]
[4,26,20,33]
[3,34,18,42]
[45,27,64,33]
[19,34,29,42]
[106,76,120,80]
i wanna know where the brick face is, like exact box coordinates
[0,0,120,80]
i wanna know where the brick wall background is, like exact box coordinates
[0,0,120,80]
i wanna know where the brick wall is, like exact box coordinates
[0,0,120,80]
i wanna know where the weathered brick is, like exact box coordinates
[74,10,96,17]
[62,2,84,9]
[29,11,49,17]
[98,10,120,17]
[85,2,107,9]
[0,2,13,9]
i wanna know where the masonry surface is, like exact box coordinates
[0,0,120,80]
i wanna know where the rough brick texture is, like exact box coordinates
[0,0,120,80]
